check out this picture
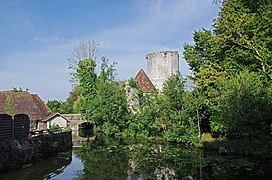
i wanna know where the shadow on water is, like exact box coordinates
[0,151,72,180]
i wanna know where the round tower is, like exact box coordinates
[146,51,179,91]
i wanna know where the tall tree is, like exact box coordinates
[69,42,129,135]
[68,40,99,84]
[183,0,272,138]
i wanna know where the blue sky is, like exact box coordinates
[0,0,220,101]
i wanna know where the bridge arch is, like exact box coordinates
[78,122,95,137]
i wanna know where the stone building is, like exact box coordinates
[40,112,68,130]
[135,51,179,92]
[127,51,179,113]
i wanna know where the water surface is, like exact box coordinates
[0,136,271,180]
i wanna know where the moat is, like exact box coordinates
[0,136,271,180]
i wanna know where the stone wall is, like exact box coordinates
[0,131,72,171]
[146,51,179,91]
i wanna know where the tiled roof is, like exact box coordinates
[0,92,52,121]
[135,69,155,92]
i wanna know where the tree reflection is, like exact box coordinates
[77,136,270,180]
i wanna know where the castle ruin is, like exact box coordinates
[146,51,179,91]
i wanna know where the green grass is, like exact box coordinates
[200,137,272,158]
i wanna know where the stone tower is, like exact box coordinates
[146,51,179,91]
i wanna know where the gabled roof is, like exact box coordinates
[0,92,52,121]
[42,112,68,122]
[135,69,155,92]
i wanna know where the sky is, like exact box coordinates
[0,0,221,101]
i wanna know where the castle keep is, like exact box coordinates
[146,51,179,91]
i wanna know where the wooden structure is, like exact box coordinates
[0,114,30,142]
[0,92,52,132]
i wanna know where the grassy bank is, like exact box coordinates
[199,133,272,158]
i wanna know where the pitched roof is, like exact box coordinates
[42,112,68,122]
[0,92,52,121]
[135,69,155,92]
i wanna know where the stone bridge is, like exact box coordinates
[62,114,89,131]
[62,114,95,146]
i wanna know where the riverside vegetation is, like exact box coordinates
[47,0,272,156]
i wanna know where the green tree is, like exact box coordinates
[131,73,199,144]
[183,0,272,139]
[72,48,129,135]
[161,73,198,144]
[46,100,62,113]
[66,85,83,113]
[46,100,71,114]
[68,40,99,84]
[185,0,272,80]
[211,70,272,139]
[90,57,129,135]
[76,58,97,119]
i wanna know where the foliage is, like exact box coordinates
[49,124,62,133]
[68,40,99,84]
[5,87,30,92]
[72,51,129,135]
[159,73,198,144]
[46,100,72,114]
[210,70,272,139]
[183,0,272,141]
[128,78,137,88]
[3,95,15,116]
[128,73,199,144]
[185,0,272,80]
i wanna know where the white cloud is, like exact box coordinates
[0,0,220,101]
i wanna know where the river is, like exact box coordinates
[0,136,271,180]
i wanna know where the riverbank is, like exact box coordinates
[199,133,272,158]
[0,131,72,171]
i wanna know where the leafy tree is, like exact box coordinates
[160,73,198,144]
[76,58,97,119]
[211,70,272,139]
[129,90,160,137]
[46,100,71,114]
[46,100,62,113]
[183,0,272,139]
[90,57,129,135]
[185,0,272,80]
[66,85,83,113]
[131,73,199,144]
[72,47,129,135]
[68,40,99,84]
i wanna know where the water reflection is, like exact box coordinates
[76,136,272,180]
[0,151,72,180]
[0,136,271,180]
